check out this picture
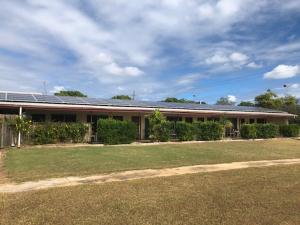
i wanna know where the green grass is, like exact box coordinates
[1,165,300,225]
[3,139,300,182]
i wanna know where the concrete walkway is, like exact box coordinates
[1,158,300,193]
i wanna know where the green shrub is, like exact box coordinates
[31,123,88,145]
[240,124,257,139]
[151,121,172,142]
[175,121,194,141]
[97,119,137,145]
[255,123,279,138]
[279,124,300,137]
[194,121,224,141]
[148,110,172,142]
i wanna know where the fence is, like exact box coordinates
[0,122,16,149]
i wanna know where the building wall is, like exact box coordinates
[23,109,291,141]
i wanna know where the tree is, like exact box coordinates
[111,95,132,100]
[238,101,255,107]
[162,97,203,104]
[254,90,283,109]
[54,90,87,97]
[216,97,235,105]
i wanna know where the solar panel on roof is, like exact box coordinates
[0,93,6,100]
[7,93,36,102]
[34,95,63,104]
[0,91,288,114]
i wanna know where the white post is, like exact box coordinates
[17,106,22,148]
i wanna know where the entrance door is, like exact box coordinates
[131,116,141,140]
[87,114,108,142]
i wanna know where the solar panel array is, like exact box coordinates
[0,92,287,114]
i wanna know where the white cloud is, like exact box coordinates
[227,95,237,102]
[290,83,299,89]
[176,73,203,85]
[229,52,248,62]
[50,86,65,93]
[264,65,300,79]
[205,51,249,68]
[247,62,262,68]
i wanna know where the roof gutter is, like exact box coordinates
[0,102,296,118]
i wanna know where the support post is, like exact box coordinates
[17,106,22,148]
[0,122,4,149]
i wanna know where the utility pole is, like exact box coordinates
[132,90,136,100]
[43,81,47,95]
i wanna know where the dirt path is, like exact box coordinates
[0,151,8,184]
[1,158,300,193]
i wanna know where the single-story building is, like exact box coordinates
[0,92,295,142]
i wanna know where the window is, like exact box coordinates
[249,119,255,124]
[87,115,108,123]
[51,114,76,122]
[240,119,245,124]
[207,117,219,122]
[113,116,123,121]
[185,117,193,123]
[31,114,46,122]
[197,118,205,122]
[166,116,182,122]
[257,118,266,124]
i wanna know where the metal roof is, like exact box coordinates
[0,91,289,114]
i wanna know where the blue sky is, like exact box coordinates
[0,0,300,104]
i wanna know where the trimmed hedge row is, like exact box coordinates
[241,123,299,139]
[279,124,300,137]
[97,119,137,145]
[194,122,224,141]
[149,120,224,142]
[31,123,88,145]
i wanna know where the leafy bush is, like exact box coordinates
[148,110,172,142]
[240,124,257,139]
[31,123,88,145]
[97,119,137,145]
[279,124,300,137]
[151,121,172,142]
[175,121,194,141]
[255,123,279,138]
[194,121,224,141]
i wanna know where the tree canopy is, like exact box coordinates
[162,97,206,104]
[215,97,235,105]
[238,101,255,107]
[111,95,132,100]
[54,90,87,97]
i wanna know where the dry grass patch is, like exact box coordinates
[3,139,300,182]
[1,165,300,225]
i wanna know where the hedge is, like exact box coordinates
[97,119,137,145]
[31,123,88,145]
[175,121,194,141]
[241,123,280,139]
[279,124,300,137]
[194,121,224,141]
[255,123,279,138]
[150,121,172,142]
[240,124,257,139]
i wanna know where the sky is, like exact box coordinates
[0,0,300,104]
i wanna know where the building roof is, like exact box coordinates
[0,92,293,117]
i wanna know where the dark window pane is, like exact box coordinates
[257,118,266,124]
[51,114,65,122]
[197,118,205,122]
[249,119,255,124]
[185,117,193,123]
[65,114,76,122]
[31,114,46,122]
[207,117,219,122]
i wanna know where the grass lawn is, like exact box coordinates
[2,139,300,182]
[1,164,300,225]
